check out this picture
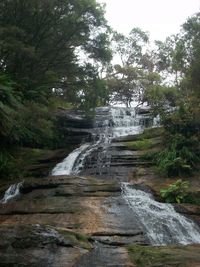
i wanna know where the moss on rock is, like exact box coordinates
[128,244,200,267]
[124,139,154,151]
[57,228,93,250]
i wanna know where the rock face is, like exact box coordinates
[0,224,90,267]
[0,175,147,266]
[56,109,94,145]
[128,244,200,267]
[1,107,200,266]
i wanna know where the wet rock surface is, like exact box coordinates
[0,224,90,267]
[1,113,200,266]
[74,244,135,267]
[1,172,200,266]
[56,109,93,145]
[0,175,147,266]
[128,244,200,267]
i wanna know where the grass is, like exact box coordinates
[140,127,164,139]
[57,228,93,250]
[123,127,163,151]
[124,139,154,151]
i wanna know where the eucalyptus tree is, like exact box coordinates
[106,28,162,106]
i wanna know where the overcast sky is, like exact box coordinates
[98,0,200,41]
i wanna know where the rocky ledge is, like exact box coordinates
[1,127,200,266]
[0,175,146,266]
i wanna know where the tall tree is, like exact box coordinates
[107,28,161,106]
[180,12,200,98]
[0,0,111,104]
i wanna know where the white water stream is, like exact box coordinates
[52,107,146,176]
[51,144,90,175]
[0,182,23,204]
[122,183,200,245]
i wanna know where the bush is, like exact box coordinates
[155,145,193,177]
[0,150,22,180]
[155,102,200,177]
[160,179,189,203]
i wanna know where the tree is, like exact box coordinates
[180,12,200,97]
[152,13,200,177]
[106,28,163,106]
[0,0,111,104]
[106,28,149,106]
[0,73,21,145]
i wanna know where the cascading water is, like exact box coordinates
[0,182,23,204]
[51,144,90,175]
[122,183,200,245]
[51,106,148,176]
[51,106,200,246]
[110,106,146,137]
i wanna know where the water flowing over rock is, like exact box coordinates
[52,106,200,247]
[0,182,23,204]
[122,183,200,245]
[1,106,200,266]
[51,144,90,175]
[52,106,150,177]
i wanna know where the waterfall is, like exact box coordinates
[51,144,90,175]
[51,106,200,245]
[0,182,23,204]
[52,106,149,176]
[122,183,200,245]
[110,107,143,138]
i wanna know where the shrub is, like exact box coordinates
[155,131,199,177]
[160,179,189,203]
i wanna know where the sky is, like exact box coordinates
[98,0,200,41]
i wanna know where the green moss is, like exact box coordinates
[124,139,154,151]
[0,147,72,182]
[140,151,157,161]
[127,245,200,267]
[0,148,53,181]
[139,127,164,140]
[58,229,93,250]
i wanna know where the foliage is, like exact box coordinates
[160,179,189,203]
[180,12,200,97]
[0,73,21,143]
[107,28,157,106]
[0,5,200,181]
[0,0,113,179]
[140,127,164,139]
[0,0,111,105]
[15,101,55,148]
[154,35,185,84]
[0,150,14,179]
[155,101,200,177]
[184,192,200,205]
[144,85,179,117]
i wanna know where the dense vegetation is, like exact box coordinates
[0,0,112,178]
[0,0,199,180]
[154,14,200,178]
